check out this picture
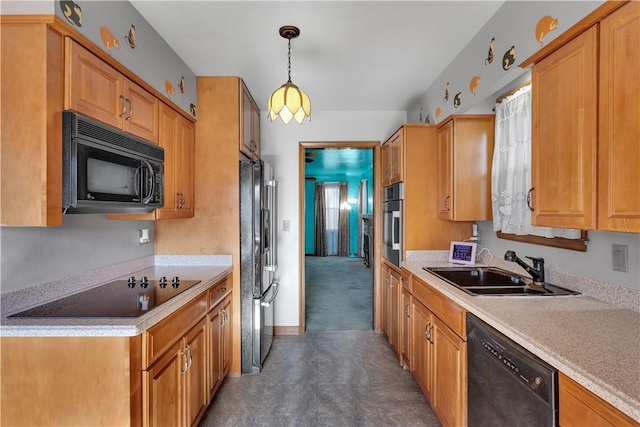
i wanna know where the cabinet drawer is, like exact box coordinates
[412,277,466,339]
[144,292,207,367]
[208,274,232,310]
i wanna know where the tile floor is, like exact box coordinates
[199,330,441,427]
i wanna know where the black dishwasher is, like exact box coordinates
[467,313,558,427]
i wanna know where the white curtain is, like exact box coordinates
[324,182,340,255]
[491,84,580,239]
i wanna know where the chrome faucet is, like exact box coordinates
[504,250,545,285]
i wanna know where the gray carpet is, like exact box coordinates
[305,256,373,332]
[199,330,440,427]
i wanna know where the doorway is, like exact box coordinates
[298,142,380,333]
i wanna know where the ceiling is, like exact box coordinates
[131,1,505,176]
[130,1,505,113]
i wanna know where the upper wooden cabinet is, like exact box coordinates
[381,125,471,263]
[66,39,159,144]
[598,2,640,232]
[436,115,495,221]
[1,20,65,226]
[156,103,195,219]
[524,1,639,232]
[381,128,404,186]
[240,81,260,159]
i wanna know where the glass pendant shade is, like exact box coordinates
[268,81,311,124]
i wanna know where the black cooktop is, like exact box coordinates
[8,276,201,318]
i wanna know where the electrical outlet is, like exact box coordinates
[612,244,628,272]
[283,220,290,232]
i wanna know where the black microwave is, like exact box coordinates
[62,111,164,214]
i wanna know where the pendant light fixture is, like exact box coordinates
[268,26,311,124]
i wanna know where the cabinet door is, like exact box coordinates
[598,2,640,232]
[411,299,433,401]
[67,39,123,129]
[184,318,208,427]
[208,305,223,397]
[531,26,598,229]
[388,267,402,360]
[178,116,195,218]
[432,316,466,427]
[401,287,412,369]
[437,121,453,220]
[559,372,637,427]
[389,130,404,184]
[241,84,259,159]
[157,104,179,219]
[123,79,159,144]
[221,296,233,375]
[145,340,184,427]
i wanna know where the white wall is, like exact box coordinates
[260,110,407,327]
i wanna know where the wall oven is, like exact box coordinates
[62,111,164,214]
[382,182,403,267]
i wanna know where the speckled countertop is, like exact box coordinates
[0,255,233,337]
[402,255,640,422]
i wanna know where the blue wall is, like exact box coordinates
[304,150,373,256]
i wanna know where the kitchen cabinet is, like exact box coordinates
[559,372,638,427]
[410,275,467,427]
[241,81,261,159]
[145,317,208,427]
[1,19,65,226]
[381,128,403,186]
[208,275,232,397]
[156,103,195,219]
[436,115,495,221]
[380,125,472,264]
[66,39,159,144]
[597,2,640,232]
[143,292,209,427]
[1,273,233,426]
[382,260,405,362]
[400,283,412,369]
[523,1,639,232]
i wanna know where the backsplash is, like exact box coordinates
[0,215,154,293]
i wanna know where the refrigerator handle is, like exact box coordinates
[392,210,401,250]
[265,179,278,272]
[260,282,279,307]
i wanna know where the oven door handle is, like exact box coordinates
[392,210,401,250]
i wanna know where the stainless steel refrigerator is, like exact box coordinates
[240,159,279,374]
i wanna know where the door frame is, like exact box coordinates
[298,141,382,334]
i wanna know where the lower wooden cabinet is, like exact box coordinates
[559,372,638,427]
[0,273,232,427]
[208,293,232,397]
[409,276,467,427]
[382,260,407,363]
[400,285,412,369]
[145,317,208,427]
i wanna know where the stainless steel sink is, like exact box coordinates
[424,266,580,297]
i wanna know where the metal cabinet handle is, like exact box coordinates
[444,196,450,211]
[180,350,188,374]
[405,303,410,318]
[425,323,434,343]
[185,346,193,369]
[526,187,534,211]
[125,98,133,121]
[119,95,127,118]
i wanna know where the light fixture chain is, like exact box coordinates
[287,37,292,83]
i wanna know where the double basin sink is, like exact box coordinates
[424,266,579,297]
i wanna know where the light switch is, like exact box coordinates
[283,220,290,232]
[612,244,628,272]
